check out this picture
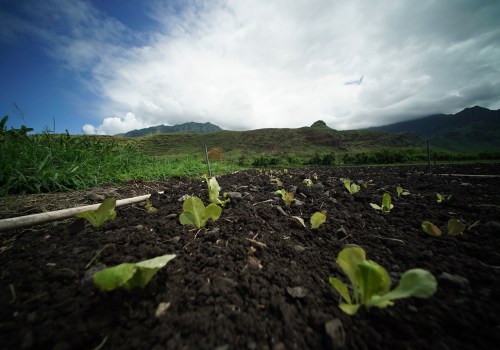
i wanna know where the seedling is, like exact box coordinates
[396,186,410,197]
[421,219,465,237]
[179,196,222,228]
[75,198,116,228]
[271,178,283,187]
[329,246,437,315]
[436,193,452,203]
[421,221,441,237]
[303,179,313,187]
[274,189,294,207]
[145,198,157,214]
[343,179,360,195]
[92,254,176,291]
[310,211,327,229]
[370,193,394,212]
[447,219,465,236]
[205,176,230,206]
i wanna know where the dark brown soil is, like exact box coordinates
[1,164,500,350]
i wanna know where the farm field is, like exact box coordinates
[1,164,499,349]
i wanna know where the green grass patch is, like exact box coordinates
[0,116,240,196]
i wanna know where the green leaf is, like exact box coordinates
[343,179,360,194]
[337,245,365,302]
[397,186,403,197]
[381,193,393,212]
[370,203,382,210]
[274,189,286,197]
[343,179,351,192]
[92,254,176,291]
[436,193,444,203]
[206,176,230,206]
[180,196,204,228]
[421,221,442,237]
[350,183,360,194]
[303,178,313,186]
[447,219,465,236]
[310,211,326,229]
[329,277,352,304]
[339,303,361,315]
[370,268,437,306]
[202,203,222,226]
[75,198,117,228]
[358,260,391,305]
[145,198,157,214]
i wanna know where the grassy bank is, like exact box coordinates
[0,117,238,196]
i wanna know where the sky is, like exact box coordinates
[1,0,500,135]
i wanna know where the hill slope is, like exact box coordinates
[367,106,500,152]
[128,121,421,157]
[118,122,222,137]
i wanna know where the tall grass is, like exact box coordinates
[0,117,239,196]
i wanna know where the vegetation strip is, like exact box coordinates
[0,194,150,232]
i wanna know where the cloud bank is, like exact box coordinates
[4,0,500,134]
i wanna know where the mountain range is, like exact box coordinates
[118,106,500,154]
[117,121,222,137]
[367,106,500,152]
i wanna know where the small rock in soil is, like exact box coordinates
[87,193,106,202]
[155,302,171,318]
[275,206,287,216]
[293,199,305,207]
[485,221,500,233]
[166,213,178,219]
[286,286,306,298]
[294,245,306,252]
[438,272,471,292]
[225,191,243,200]
[324,318,346,349]
[178,194,190,202]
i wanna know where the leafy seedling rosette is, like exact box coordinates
[329,246,437,315]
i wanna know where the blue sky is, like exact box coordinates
[1,0,500,135]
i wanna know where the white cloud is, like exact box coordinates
[4,0,500,134]
[82,112,148,135]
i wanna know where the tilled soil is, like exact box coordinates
[1,164,499,350]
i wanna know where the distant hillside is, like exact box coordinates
[118,122,222,137]
[367,106,500,152]
[124,120,422,157]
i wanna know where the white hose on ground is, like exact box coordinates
[0,194,151,233]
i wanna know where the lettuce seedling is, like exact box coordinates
[421,219,465,237]
[329,246,437,315]
[206,176,230,206]
[75,198,116,228]
[303,179,313,187]
[145,198,157,214]
[310,211,327,229]
[421,221,441,237]
[447,219,465,236]
[436,193,452,203]
[274,189,294,207]
[396,186,410,197]
[179,196,222,228]
[370,193,394,212]
[343,179,360,195]
[92,254,176,291]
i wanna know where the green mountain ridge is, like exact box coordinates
[127,121,422,158]
[367,106,500,152]
[117,121,222,137]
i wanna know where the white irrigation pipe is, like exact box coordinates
[0,194,151,233]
